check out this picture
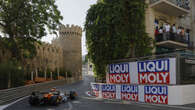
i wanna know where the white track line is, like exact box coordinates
[0,96,29,110]
[67,102,73,110]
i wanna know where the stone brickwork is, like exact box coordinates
[52,24,82,79]
[25,43,64,73]
[0,24,82,80]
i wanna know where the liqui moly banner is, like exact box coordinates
[102,84,116,99]
[144,86,168,104]
[109,63,130,84]
[121,85,138,101]
[91,83,100,97]
[137,58,176,84]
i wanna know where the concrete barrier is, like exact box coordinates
[91,83,195,105]
[168,85,195,105]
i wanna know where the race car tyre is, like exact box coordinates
[50,96,60,106]
[29,96,40,106]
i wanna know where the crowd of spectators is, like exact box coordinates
[154,21,190,44]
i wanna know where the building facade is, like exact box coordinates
[145,0,195,54]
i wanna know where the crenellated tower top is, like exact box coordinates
[59,24,82,36]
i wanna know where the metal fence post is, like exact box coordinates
[31,71,34,81]
[50,72,53,80]
[176,53,181,84]
[44,70,47,80]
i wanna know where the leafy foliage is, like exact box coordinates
[0,0,63,60]
[0,62,25,89]
[85,0,153,80]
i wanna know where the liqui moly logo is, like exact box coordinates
[138,59,170,84]
[109,63,130,84]
[144,86,168,104]
[101,84,116,99]
[121,85,138,101]
[91,84,99,97]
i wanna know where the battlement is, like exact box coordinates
[36,42,63,54]
[59,24,82,36]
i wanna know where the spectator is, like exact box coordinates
[181,27,185,36]
[185,29,190,44]
[181,27,185,43]
[165,23,171,32]
[164,23,170,40]
[171,24,177,40]
[176,26,181,42]
[159,27,163,41]
[155,27,159,42]
[154,19,159,29]
[163,23,166,32]
[177,26,181,35]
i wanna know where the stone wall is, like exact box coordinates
[24,43,64,74]
[52,24,82,79]
[0,24,82,80]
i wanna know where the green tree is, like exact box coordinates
[0,0,63,60]
[85,0,153,81]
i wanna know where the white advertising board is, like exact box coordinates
[107,58,176,85]
[91,83,169,104]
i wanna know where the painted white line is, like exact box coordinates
[72,101,80,104]
[0,96,29,110]
[68,102,73,110]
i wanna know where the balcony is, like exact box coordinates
[150,0,190,16]
[155,33,189,49]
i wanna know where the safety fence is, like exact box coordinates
[0,78,76,105]
[91,83,195,105]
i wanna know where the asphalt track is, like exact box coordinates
[3,75,195,110]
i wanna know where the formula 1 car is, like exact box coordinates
[29,88,78,106]
[29,91,63,106]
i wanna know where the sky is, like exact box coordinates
[41,0,97,55]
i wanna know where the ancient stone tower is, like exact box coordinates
[52,24,82,80]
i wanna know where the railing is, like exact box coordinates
[0,77,76,105]
[155,33,190,45]
[150,0,190,10]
